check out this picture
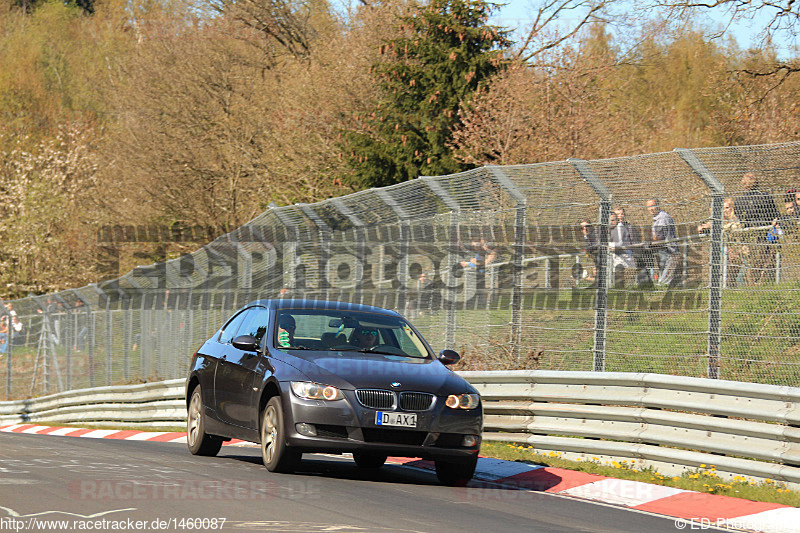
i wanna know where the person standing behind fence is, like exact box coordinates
[722,198,747,287]
[0,317,7,356]
[646,199,680,287]
[3,302,22,343]
[609,208,637,285]
[735,173,780,284]
[460,238,496,272]
[580,219,599,282]
[773,199,799,237]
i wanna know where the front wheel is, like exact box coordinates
[187,386,223,457]
[261,396,300,473]
[435,456,478,486]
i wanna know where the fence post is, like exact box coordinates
[569,159,612,372]
[486,167,527,362]
[124,277,144,382]
[298,204,332,301]
[89,286,102,388]
[375,189,411,314]
[676,148,724,379]
[331,199,366,305]
[421,177,462,350]
[2,307,10,400]
[271,204,302,298]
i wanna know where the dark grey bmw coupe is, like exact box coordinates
[185,299,482,485]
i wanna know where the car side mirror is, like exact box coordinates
[232,334,260,352]
[438,349,460,365]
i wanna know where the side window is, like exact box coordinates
[218,309,249,344]
[237,307,270,343]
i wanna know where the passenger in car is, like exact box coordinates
[277,315,296,347]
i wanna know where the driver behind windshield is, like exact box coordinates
[353,326,378,349]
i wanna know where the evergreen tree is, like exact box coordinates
[12,0,94,15]
[343,0,509,188]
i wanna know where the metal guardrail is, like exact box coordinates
[0,378,186,428]
[1,372,799,486]
[462,371,800,486]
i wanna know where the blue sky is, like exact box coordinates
[491,1,795,58]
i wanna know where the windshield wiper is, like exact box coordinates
[338,348,410,357]
[364,349,407,356]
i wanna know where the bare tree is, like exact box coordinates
[0,124,104,296]
[648,0,800,42]
[512,0,622,63]
[199,0,323,65]
[644,0,800,79]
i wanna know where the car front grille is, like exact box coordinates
[356,389,395,409]
[399,392,434,411]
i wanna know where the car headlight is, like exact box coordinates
[291,381,343,401]
[445,393,480,409]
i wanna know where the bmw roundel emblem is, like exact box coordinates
[391,382,401,388]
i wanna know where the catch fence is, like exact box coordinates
[2,142,800,399]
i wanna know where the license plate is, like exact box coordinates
[375,411,417,428]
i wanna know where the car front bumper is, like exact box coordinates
[281,387,482,462]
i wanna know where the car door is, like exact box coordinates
[212,308,249,420]
[214,306,270,429]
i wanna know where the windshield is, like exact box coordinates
[274,309,431,358]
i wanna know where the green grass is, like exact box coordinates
[480,441,800,506]
[433,281,800,384]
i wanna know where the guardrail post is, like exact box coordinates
[676,148,724,379]
[486,167,527,362]
[569,159,612,372]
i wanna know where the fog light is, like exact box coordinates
[296,423,317,437]
[462,434,480,447]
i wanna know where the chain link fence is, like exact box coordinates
[2,142,800,399]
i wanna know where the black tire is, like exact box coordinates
[187,386,223,457]
[435,456,478,486]
[352,451,387,469]
[261,396,300,473]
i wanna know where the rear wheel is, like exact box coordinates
[435,456,478,486]
[187,386,223,457]
[352,452,387,469]
[261,396,300,473]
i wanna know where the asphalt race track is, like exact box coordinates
[0,432,708,532]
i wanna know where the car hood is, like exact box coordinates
[274,350,475,395]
